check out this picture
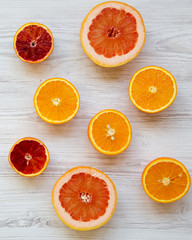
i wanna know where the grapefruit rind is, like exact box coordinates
[80,1,146,67]
[13,22,54,63]
[129,66,177,113]
[88,109,132,155]
[34,78,80,124]
[52,166,117,231]
[142,158,191,203]
[8,137,49,177]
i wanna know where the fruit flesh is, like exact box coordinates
[15,25,52,62]
[88,7,138,58]
[144,160,190,201]
[91,111,131,153]
[130,68,175,111]
[10,140,47,175]
[35,79,79,122]
[59,172,110,222]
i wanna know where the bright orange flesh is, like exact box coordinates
[8,137,49,177]
[142,158,191,203]
[88,7,138,58]
[129,66,177,113]
[88,110,132,155]
[14,23,54,63]
[34,78,80,124]
[59,172,110,222]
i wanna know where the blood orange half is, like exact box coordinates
[8,137,49,177]
[52,167,117,231]
[81,1,146,67]
[14,23,54,63]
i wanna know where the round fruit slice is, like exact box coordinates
[8,137,49,177]
[142,158,191,203]
[129,66,177,113]
[88,109,132,155]
[81,1,146,67]
[14,23,54,63]
[52,166,117,230]
[34,78,80,124]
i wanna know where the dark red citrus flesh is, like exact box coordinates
[88,7,138,58]
[15,25,53,62]
[59,173,110,222]
[10,140,47,175]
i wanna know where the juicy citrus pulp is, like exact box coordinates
[52,167,117,230]
[129,66,177,113]
[88,109,132,155]
[8,137,49,177]
[81,1,146,67]
[34,78,80,124]
[14,23,54,63]
[142,158,191,203]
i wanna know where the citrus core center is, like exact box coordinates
[80,192,91,203]
[25,153,32,161]
[149,86,157,94]
[107,27,120,38]
[52,98,61,106]
[162,177,170,186]
[30,41,36,47]
[106,124,115,141]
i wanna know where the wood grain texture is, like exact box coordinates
[1,0,192,239]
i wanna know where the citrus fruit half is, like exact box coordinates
[129,66,177,113]
[34,78,80,124]
[52,166,117,231]
[8,137,49,177]
[81,1,146,67]
[88,109,132,155]
[14,23,54,63]
[142,158,191,203]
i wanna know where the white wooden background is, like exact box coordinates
[0,0,192,239]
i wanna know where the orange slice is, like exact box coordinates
[129,66,177,113]
[81,1,146,67]
[8,137,49,177]
[34,78,80,124]
[88,109,132,155]
[142,158,191,203]
[14,22,54,63]
[52,166,117,230]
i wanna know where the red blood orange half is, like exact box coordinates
[81,1,146,67]
[13,23,54,63]
[8,137,49,177]
[52,167,117,231]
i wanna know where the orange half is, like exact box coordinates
[14,22,54,63]
[88,109,132,155]
[8,137,49,177]
[34,78,80,124]
[52,166,117,231]
[129,66,177,113]
[142,158,191,203]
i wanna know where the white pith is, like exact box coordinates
[53,167,116,230]
[81,2,145,67]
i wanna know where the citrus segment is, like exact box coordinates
[8,137,49,177]
[88,110,132,155]
[14,23,54,63]
[34,78,80,124]
[81,1,146,67]
[52,167,117,230]
[142,158,191,203]
[129,66,177,113]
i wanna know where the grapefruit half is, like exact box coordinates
[81,1,146,67]
[52,167,117,230]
